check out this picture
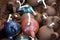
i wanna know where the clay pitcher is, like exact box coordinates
[21,18,39,38]
[37,25,59,40]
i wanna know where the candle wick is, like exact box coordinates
[32,37,34,40]
[42,0,47,9]
[30,7,37,15]
[21,5,28,8]
[9,36,13,39]
[21,0,25,5]
[17,0,25,6]
[49,22,55,27]
[37,0,47,9]
[7,14,12,22]
[17,0,21,6]
[37,0,41,3]
[19,4,29,10]
[15,14,18,17]
[29,36,34,40]
[21,36,23,39]
[43,14,47,19]
[27,13,31,25]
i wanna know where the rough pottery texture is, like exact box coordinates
[21,18,39,38]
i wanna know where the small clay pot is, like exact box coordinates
[21,18,39,38]
[37,25,59,40]
[43,15,60,29]
[49,16,60,30]
[45,6,56,16]
[4,20,20,37]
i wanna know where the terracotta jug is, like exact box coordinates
[21,18,39,38]
[45,6,56,16]
[37,25,59,40]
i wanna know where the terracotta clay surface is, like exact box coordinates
[21,18,39,38]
